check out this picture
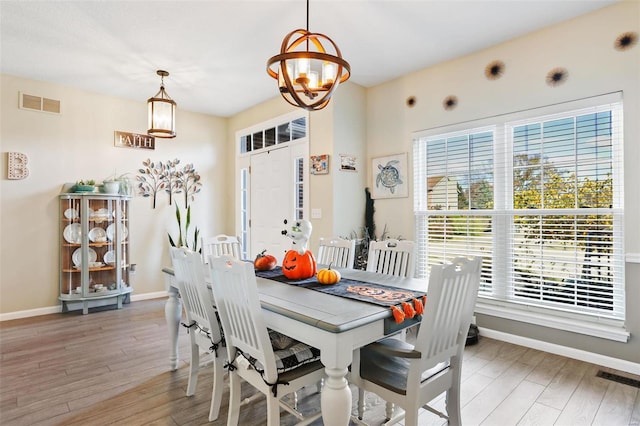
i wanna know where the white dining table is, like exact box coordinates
[162,266,428,426]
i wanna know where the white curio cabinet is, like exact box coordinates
[59,184,133,314]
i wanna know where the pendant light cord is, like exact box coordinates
[305,0,310,50]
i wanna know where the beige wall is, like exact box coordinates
[331,82,367,239]
[0,75,228,314]
[365,0,639,364]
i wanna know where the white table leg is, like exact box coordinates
[165,284,182,371]
[321,366,352,425]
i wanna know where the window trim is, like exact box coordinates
[475,299,629,342]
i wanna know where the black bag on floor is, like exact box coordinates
[466,324,479,346]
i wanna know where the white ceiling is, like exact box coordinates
[0,0,621,117]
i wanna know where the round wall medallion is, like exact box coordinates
[485,60,505,80]
[443,95,458,110]
[546,67,569,87]
[614,31,638,51]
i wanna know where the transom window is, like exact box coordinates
[239,117,306,154]
[413,94,625,336]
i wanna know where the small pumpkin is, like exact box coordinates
[282,249,316,280]
[254,249,277,271]
[317,264,341,285]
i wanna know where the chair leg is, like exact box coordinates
[385,401,394,421]
[227,372,242,426]
[186,338,199,396]
[208,357,224,421]
[446,360,463,426]
[404,407,419,426]
[357,387,365,419]
[266,395,280,426]
[445,388,461,426]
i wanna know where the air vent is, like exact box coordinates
[19,92,61,114]
[596,370,640,388]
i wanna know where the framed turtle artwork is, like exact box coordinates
[371,153,408,199]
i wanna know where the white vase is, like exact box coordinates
[102,181,120,194]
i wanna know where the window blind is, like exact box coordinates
[413,95,624,322]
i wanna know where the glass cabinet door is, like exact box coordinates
[86,197,119,296]
[60,197,82,297]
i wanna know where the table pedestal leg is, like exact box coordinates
[321,367,352,425]
[165,285,182,371]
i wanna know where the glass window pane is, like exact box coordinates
[277,123,290,143]
[252,131,263,151]
[265,127,276,147]
[291,117,306,140]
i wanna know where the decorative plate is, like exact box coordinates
[64,208,78,220]
[106,223,128,241]
[88,227,107,243]
[72,248,97,267]
[104,250,115,264]
[63,223,82,244]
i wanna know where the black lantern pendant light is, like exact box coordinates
[147,70,176,138]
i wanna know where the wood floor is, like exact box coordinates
[1,298,639,426]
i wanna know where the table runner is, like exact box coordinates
[256,267,426,323]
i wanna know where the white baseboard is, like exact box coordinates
[479,327,640,376]
[0,305,61,321]
[0,291,169,322]
[131,291,167,302]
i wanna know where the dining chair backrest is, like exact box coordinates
[171,247,220,343]
[414,256,482,368]
[208,255,279,383]
[317,237,356,269]
[208,255,324,425]
[201,234,242,262]
[366,239,415,278]
[353,256,482,426]
[170,247,224,421]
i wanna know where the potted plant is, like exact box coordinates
[101,176,120,194]
[75,179,96,192]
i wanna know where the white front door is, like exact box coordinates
[250,147,292,264]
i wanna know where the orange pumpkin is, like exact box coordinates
[282,249,316,280]
[317,264,341,285]
[254,249,277,271]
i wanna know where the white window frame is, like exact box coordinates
[413,93,628,342]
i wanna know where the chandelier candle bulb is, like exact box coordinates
[308,71,319,89]
[296,58,310,79]
[322,61,336,87]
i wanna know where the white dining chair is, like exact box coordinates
[366,239,415,278]
[317,237,356,269]
[169,247,225,422]
[351,256,482,426]
[201,234,241,262]
[208,255,326,426]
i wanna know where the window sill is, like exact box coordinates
[475,300,630,343]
